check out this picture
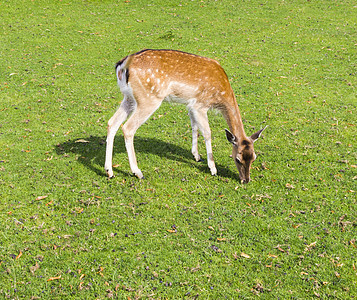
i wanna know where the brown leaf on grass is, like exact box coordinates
[75,207,84,213]
[285,183,295,189]
[29,262,39,275]
[122,285,135,292]
[97,266,104,277]
[35,195,48,201]
[292,223,302,229]
[210,245,222,253]
[314,292,321,298]
[191,264,200,272]
[338,214,355,230]
[152,271,159,278]
[305,241,317,252]
[16,250,22,260]
[300,271,309,275]
[241,252,251,259]
[251,282,270,295]
[47,275,61,281]
[53,63,63,69]
[107,289,114,298]
[75,139,89,143]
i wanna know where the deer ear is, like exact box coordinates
[225,129,237,145]
[250,125,268,142]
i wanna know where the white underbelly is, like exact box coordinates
[164,94,197,106]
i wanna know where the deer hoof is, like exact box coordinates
[134,170,144,179]
[106,169,114,178]
[193,153,201,162]
[210,168,217,176]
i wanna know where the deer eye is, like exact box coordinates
[235,156,242,164]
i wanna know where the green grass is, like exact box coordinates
[1,0,356,298]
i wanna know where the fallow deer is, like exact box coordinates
[105,49,266,183]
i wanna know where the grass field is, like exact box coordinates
[1,0,356,298]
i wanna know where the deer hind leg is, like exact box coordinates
[105,96,134,178]
[122,98,162,179]
[189,107,217,175]
[188,110,201,162]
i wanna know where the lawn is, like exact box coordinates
[0,0,356,298]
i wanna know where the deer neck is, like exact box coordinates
[221,97,247,141]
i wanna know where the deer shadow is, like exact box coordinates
[55,135,237,179]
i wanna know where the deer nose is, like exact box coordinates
[242,178,250,184]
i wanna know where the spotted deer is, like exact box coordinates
[105,49,267,183]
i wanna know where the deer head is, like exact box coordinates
[225,126,267,183]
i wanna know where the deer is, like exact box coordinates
[105,49,267,183]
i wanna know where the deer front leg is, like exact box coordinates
[189,110,201,162]
[204,138,217,176]
[191,107,217,175]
